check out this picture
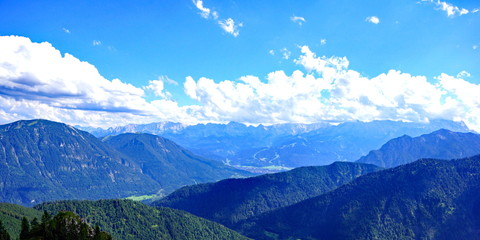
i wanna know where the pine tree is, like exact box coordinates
[41,210,51,224]
[0,220,11,240]
[93,225,101,240]
[19,217,30,240]
[30,218,39,228]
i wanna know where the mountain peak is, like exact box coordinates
[357,129,480,168]
[0,119,160,206]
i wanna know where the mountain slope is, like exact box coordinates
[35,199,249,240]
[0,203,42,237]
[235,119,471,167]
[239,155,480,240]
[81,121,328,165]
[103,133,251,193]
[82,119,469,169]
[357,129,480,168]
[0,119,160,206]
[153,162,381,226]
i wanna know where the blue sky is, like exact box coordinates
[0,0,479,130]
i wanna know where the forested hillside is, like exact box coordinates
[154,162,381,226]
[0,120,159,206]
[238,155,480,240]
[36,199,249,240]
[104,133,250,193]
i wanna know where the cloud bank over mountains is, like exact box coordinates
[0,35,479,131]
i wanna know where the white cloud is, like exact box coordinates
[473,8,479,13]
[192,0,241,37]
[2,36,480,132]
[280,48,291,60]
[145,79,170,99]
[294,45,349,77]
[320,39,327,45]
[0,35,197,127]
[144,76,178,98]
[269,50,275,56]
[421,0,470,17]
[194,0,209,18]
[474,45,478,50]
[184,71,331,123]
[218,18,242,37]
[183,45,480,131]
[92,40,102,46]
[62,28,70,34]
[365,16,380,24]
[291,16,306,26]
[457,70,471,78]
[160,75,179,85]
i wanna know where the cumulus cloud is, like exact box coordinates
[145,80,169,99]
[0,36,149,113]
[2,36,480,132]
[365,16,380,24]
[0,35,197,127]
[184,71,331,123]
[294,45,349,76]
[421,0,470,17]
[291,16,306,26]
[144,76,178,99]
[218,18,242,37]
[62,28,70,34]
[92,40,101,46]
[320,39,327,45]
[183,45,480,131]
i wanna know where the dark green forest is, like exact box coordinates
[238,156,480,240]
[1,210,111,240]
[154,161,381,226]
[35,199,249,240]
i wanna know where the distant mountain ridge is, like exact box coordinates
[81,121,327,167]
[238,155,480,240]
[357,129,480,167]
[236,119,472,167]
[153,162,382,227]
[80,119,470,168]
[0,119,249,206]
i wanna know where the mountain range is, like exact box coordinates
[233,119,472,167]
[153,162,381,227]
[80,119,470,168]
[81,121,327,169]
[0,119,249,206]
[237,155,480,240]
[357,129,480,168]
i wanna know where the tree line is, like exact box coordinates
[0,211,112,240]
